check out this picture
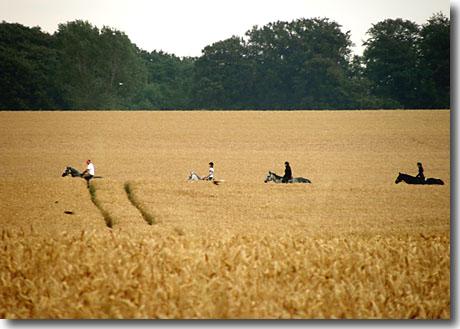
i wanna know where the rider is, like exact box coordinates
[282,161,292,183]
[202,162,214,181]
[416,162,425,182]
[81,159,95,185]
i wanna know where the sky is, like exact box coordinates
[0,0,452,57]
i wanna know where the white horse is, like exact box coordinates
[187,171,222,185]
[188,171,202,181]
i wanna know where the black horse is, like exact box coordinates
[62,166,83,177]
[62,166,102,186]
[395,172,444,185]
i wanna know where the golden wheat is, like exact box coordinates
[0,230,449,319]
[0,110,450,319]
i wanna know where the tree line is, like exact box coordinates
[0,14,449,110]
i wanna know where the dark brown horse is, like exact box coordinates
[395,172,444,185]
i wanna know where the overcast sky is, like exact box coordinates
[1,0,451,57]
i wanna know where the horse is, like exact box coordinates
[188,171,202,181]
[62,166,83,177]
[188,171,223,185]
[264,171,311,184]
[395,172,444,185]
[62,166,102,179]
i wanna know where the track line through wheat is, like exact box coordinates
[88,180,149,228]
[88,183,113,228]
[124,181,156,225]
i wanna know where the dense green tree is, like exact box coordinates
[362,19,421,108]
[53,21,103,108]
[54,20,147,109]
[192,36,254,108]
[246,18,355,109]
[138,50,194,109]
[418,13,450,108]
[0,14,450,110]
[98,27,147,108]
[0,22,60,109]
[245,20,293,108]
[192,18,360,109]
[346,55,401,109]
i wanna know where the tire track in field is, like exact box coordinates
[88,180,150,228]
[124,182,156,225]
[88,183,113,228]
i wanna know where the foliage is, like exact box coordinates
[0,13,450,110]
[246,18,353,109]
[54,21,147,109]
[0,22,60,109]
[138,50,194,109]
[193,36,254,108]
[418,13,450,108]
[362,14,450,109]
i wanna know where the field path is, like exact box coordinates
[89,179,152,230]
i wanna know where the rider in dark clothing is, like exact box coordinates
[282,161,292,183]
[416,162,425,182]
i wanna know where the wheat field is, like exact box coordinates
[0,110,450,319]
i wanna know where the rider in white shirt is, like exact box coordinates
[203,162,214,181]
[81,159,95,185]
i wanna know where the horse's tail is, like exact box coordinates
[425,178,444,185]
[296,177,311,183]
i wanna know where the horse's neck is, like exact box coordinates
[269,172,282,182]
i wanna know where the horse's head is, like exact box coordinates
[62,166,71,177]
[188,171,199,181]
[395,172,402,184]
[264,171,273,183]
